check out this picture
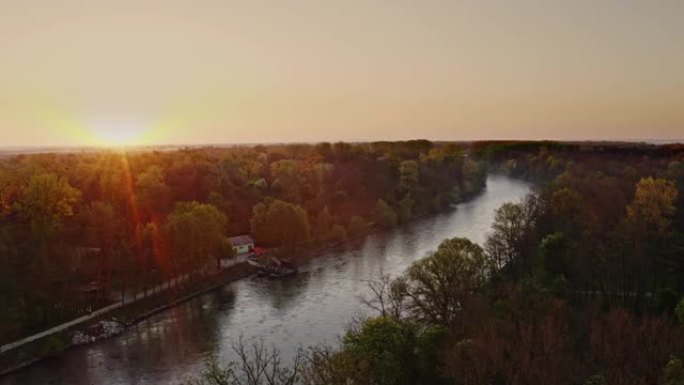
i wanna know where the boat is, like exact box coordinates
[247,256,298,278]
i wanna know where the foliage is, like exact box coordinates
[374,199,397,229]
[165,201,230,272]
[15,172,80,241]
[626,177,678,236]
[135,165,172,219]
[341,317,419,385]
[400,237,492,328]
[676,298,684,325]
[250,200,311,246]
[185,141,684,385]
[0,141,488,343]
[485,196,539,278]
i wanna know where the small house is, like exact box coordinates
[228,235,255,255]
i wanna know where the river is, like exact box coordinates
[0,174,531,385]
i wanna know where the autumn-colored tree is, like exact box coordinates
[589,309,680,385]
[270,159,302,203]
[15,172,81,238]
[549,187,583,235]
[626,177,678,237]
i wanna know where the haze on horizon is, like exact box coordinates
[1,0,682,147]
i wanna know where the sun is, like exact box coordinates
[89,120,149,147]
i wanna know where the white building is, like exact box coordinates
[228,235,255,255]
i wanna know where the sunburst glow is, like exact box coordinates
[90,120,149,146]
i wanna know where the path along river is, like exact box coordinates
[1,174,531,385]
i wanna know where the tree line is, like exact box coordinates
[0,141,486,345]
[187,141,684,385]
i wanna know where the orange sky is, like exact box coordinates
[1,0,683,147]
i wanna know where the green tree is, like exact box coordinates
[485,199,537,277]
[342,317,418,385]
[136,165,172,219]
[374,199,397,229]
[398,160,419,196]
[15,173,81,269]
[270,159,302,203]
[15,172,81,239]
[250,200,310,247]
[249,202,269,243]
[461,159,485,197]
[401,237,492,328]
[166,201,230,273]
[676,298,684,325]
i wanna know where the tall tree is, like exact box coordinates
[626,177,678,237]
[135,165,172,220]
[15,173,81,238]
[250,200,311,247]
[398,160,419,196]
[165,201,230,273]
[15,173,81,267]
[399,237,493,328]
[485,202,527,272]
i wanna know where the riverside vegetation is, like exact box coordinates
[186,141,684,385]
[0,141,486,350]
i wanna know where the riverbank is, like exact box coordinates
[0,214,440,376]
[0,220,388,377]
[0,181,490,378]
[0,174,533,385]
[0,262,257,376]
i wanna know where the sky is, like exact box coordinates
[1,0,683,147]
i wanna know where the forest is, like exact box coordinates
[185,141,684,385]
[0,141,486,345]
[4,140,684,385]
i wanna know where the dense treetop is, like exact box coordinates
[0,141,485,344]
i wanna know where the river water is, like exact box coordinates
[1,174,531,385]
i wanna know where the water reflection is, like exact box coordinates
[0,174,531,385]
[248,272,314,312]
